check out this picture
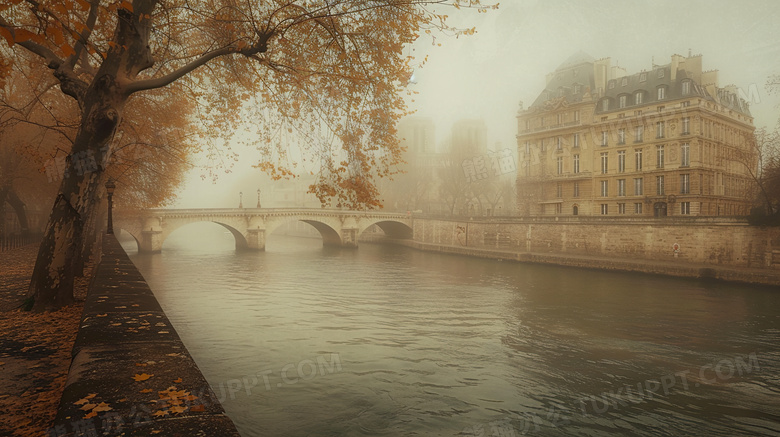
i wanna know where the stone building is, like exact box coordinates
[516,52,756,217]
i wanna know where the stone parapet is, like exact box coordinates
[52,235,240,436]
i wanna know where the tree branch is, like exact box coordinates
[125,35,270,94]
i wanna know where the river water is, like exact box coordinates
[121,225,780,437]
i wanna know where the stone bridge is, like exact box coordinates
[114,208,413,253]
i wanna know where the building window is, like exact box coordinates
[525,141,530,155]
[656,145,664,168]
[573,154,580,174]
[573,182,580,198]
[657,106,665,112]
[622,77,628,87]
[555,203,562,214]
[540,138,545,151]
[657,175,665,195]
[681,143,690,167]
[601,204,609,215]
[681,201,691,215]
[657,69,665,78]
[557,136,563,150]
[525,119,530,130]
[682,101,690,107]
[602,99,609,111]
[557,157,563,174]
[680,174,690,194]
[657,86,666,100]
[618,128,626,144]
[601,180,609,197]
[557,113,563,124]
[557,182,563,198]
[634,177,643,195]
[635,148,643,170]
[617,179,626,196]
[635,125,644,142]
[635,92,643,105]
[601,152,608,174]
[682,117,690,135]
[618,150,626,173]
[619,95,627,108]
[601,131,608,146]
[682,80,691,95]
[573,133,580,148]
[635,203,643,214]
[656,121,665,138]
[608,80,616,89]
[639,72,647,82]
[618,203,626,214]
[574,110,580,121]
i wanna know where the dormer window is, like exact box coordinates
[639,72,647,82]
[657,86,666,100]
[657,69,665,79]
[635,91,644,105]
[608,80,616,89]
[682,80,691,95]
[621,77,628,87]
[619,95,627,108]
[602,99,609,111]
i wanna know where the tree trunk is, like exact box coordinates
[5,189,30,236]
[29,86,122,311]
[0,187,7,238]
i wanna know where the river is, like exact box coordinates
[121,225,780,436]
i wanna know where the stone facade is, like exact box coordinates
[516,52,756,217]
[412,216,780,270]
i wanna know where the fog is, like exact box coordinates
[173,0,780,208]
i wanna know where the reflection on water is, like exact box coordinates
[122,225,780,436]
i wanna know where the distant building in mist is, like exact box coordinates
[450,119,488,157]
[516,52,756,217]
[398,117,436,155]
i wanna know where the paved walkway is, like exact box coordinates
[0,243,87,436]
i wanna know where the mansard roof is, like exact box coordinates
[529,52,597,109]
[596,64,751,116]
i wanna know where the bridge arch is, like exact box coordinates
[117,228,141,253]
[358,219,413,240]
[265,217,343,247]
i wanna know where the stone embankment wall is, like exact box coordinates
[54,235,240,436]
[401,216,780,285]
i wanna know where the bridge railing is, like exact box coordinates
[117,208,410,218]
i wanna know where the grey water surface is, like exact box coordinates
[122,227,780,437]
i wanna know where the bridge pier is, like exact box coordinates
[245,229,266,251]
[140,230,163,253]
[339,228,359,249]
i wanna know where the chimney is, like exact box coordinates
[702,69,719,89]
[670,54,684,82]
[685,54,703,84]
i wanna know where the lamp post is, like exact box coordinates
[239,191,243,209]
[105,179,116,234]
[256,188,261,208]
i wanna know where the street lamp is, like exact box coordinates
[256,188,261,208]
[105,179,116,234]
[239,191,243,209]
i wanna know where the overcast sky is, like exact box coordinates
[175,0,780,208]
